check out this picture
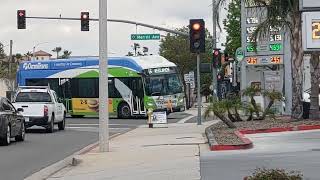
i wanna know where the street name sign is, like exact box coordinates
[131,34,160,40]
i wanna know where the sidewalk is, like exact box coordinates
[47,120,215,180]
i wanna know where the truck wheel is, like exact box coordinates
[46,116,54,133]
[58,113,66,130]
[15,122,25,142]
[118,103,131,119]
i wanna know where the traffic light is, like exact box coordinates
[81,12,89,31]
[189,19,205,53]
[212,48,221,68]
[17,10,26,29]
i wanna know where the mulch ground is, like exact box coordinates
[210,117,320,145]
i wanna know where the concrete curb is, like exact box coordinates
[24,133,121,180]
[206,124,320,151]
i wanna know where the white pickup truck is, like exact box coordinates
[12,86,66,133]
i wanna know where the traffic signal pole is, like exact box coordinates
[99,0,109,152]
[24,16,189,37]
[197,53,202,125]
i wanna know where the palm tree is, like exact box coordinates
[60,50,72,59]
[262,90,283,119]
[52,47,62,59]
[204,100,237,128]
[24,51,32,61]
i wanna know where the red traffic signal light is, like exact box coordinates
[213,50,219,56]
[17,10,26,29]
[192,23,201,31]
[189,19,205,53]
[81,12,89,31]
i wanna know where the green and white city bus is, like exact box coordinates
[17,55,185,118]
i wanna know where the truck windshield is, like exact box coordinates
[145,73,183,96]
[15,92,52,102]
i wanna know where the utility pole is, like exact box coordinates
[99,0,109,152]
[212,0,218,99]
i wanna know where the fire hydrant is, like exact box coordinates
[147,108,153,128]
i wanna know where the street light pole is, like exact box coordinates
[99,0,109,152]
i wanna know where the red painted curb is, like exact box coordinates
[210,131,253,151]
[239,127,292,134]
[210,124,320,151]
[297,124,320,131]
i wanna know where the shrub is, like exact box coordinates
[245,168,303,180]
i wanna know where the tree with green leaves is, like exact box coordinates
[52,47,62,59]
[0,42,17,91]
[223,0,241,57]
[0,42,6,60]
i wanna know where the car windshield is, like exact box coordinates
[145,73,183,96]
[15,92,52,102]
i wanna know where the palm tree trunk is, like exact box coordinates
[262,100,274,120]
[309,52,320,119]
[291,13,304,119]
[214,111,236,128]
[251,97,260,118]
[234,106,243,121]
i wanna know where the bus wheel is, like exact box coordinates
[118,103,131,119]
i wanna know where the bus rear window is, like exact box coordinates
[15,92,52,102]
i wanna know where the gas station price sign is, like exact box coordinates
[243,6,284,56]
[247,57,258,64]
[270,56,281,64]
[269,43,282,51]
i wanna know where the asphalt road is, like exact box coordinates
[200,130,320,180]
[0,111,190,180]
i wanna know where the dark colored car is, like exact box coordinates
[0,97,25,145]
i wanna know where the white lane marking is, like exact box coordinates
[177,115,195,124]
[66,123,137,127]
[66,127,131,130]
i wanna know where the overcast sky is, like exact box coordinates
[0,0,226,57]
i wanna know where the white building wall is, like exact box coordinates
[35,55,50,60]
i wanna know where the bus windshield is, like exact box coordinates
[145,73,183,96]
